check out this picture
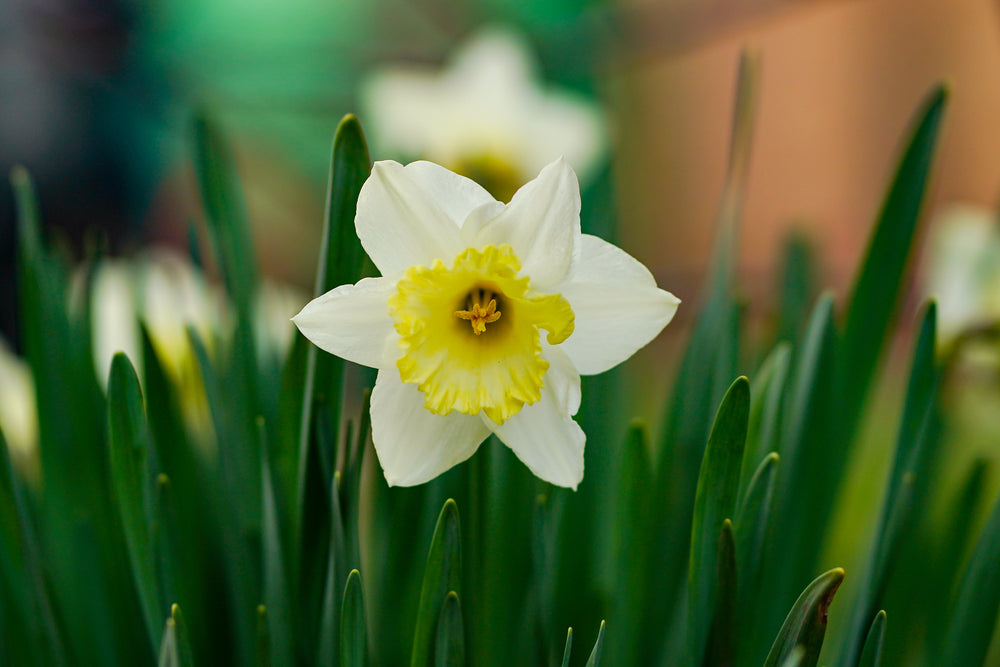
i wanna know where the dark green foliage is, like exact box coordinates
[6,69,990,667]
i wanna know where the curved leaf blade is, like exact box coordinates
[764,568,844,667]
[411,499,462,667]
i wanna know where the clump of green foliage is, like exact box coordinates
[2,55,999,667]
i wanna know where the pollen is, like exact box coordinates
[455,290,502,335]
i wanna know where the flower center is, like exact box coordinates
[454,288,502,335]
[388,245,574,423]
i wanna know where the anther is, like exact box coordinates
[455,291,502,335]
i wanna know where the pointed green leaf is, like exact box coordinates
[610,423,653,666]
[411,499,462,667]
[703,519,737,667]
[108,352,162,649]
[858,610,886,667]
[170,605,195,667]
[158,618,179,667]
[740,343,790,500]
[294,114,371,600]
[560,628,573,667]
[845,303,938,665]
[761,294,837,638]
[255,605,271,667]
[735,452,778,608]
[840,85,947,440]
[764,568,844,667]
[341,570,367,667]
[191,113,257,312]
[584,620,606,667]
[775,233,816,347]
[651,55,757,640]
[433,591,465,667]
[940,488,1000,666]
[261,419,293,667]
[317,472,348,666]
[689,377,749,664]
[0,428,67,664]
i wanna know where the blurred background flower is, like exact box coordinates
[0,336,39,485]
[923,203,1000,349]
[362,27,607,201]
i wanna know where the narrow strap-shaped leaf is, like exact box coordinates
[740,343,790,500]
[844,303,938,665]
[191,113,257,313]
[584,620,606,667]
[170,605,195,667]
[317,471,349,666]
[609,424,653,666]
[839,85,947,441]
[689,377,749,664]
[703,519,737,667]
[340,570,367,667]
[858,610,886,667]
[762,294,837,635]
[560,628,573,667]
[939,489,1000,666]
[735,452,778,609]
[411,500,462,667]
[153,475,179,616]
[433,592,465,667]
[764,568,844,667]
[650,54,758,641]
[0,428,68,664]
[158,617,179,667]
[261,419,293,666]
[107,352,162,650]
[775,234,816,347]
[294,115,371,599]
[255,605,271,667]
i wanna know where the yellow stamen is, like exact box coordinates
[455,293,502,335]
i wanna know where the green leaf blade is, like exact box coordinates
[840,85,948,439]
[341,569,368,667]
[411,499,462,667]
[688,377,749,664]
[763,568,844,667]
[939,489,1000,666]
[433,591,465,667]
[107,352,162,651]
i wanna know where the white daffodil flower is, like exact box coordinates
[362,27,606,202]
[293,158,678,489]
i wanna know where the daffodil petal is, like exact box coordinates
[542,344,581,416]
[472,157,580,289]
[488,381,585,490]
[559,234,680,375]
[292,277,397,369]
[356,160,466,274]
[402,161,498,228]
[371,368,491,486]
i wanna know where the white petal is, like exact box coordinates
[488,382,585,490]
[291,277,397,369]
[471,158,581,289]
[558,235,680,375]
[402,161,498,228]
[542,344,581,416]
[371,368,491,486]
[355,161,466,274]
